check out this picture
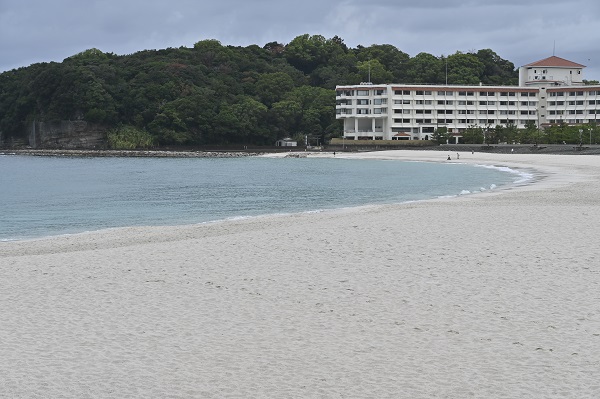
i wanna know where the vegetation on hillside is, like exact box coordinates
[0,34,520,148]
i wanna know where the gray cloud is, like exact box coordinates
[1,0,599,80]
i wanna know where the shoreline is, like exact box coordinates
[2,150,600,398]
[0,148,260,158]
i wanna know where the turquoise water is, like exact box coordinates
[0,155,526,241]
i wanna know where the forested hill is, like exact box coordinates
[0,34,518,149]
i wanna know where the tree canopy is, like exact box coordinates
[0,35,520,148]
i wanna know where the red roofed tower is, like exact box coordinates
[519,56,586,86]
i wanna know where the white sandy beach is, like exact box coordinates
[1,150,600,398]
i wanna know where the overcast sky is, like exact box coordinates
[2,0,600,81]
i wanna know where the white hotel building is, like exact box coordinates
[336,56,600,142]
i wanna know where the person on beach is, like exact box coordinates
[447,155,451,160]
[457,153,460,159]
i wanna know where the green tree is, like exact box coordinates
[446,52,486,85]
[462,125,485,144]
[107,125,155,149]
[405,53,443,83]
[432,127,451,144]
[357,59,393,83]
[255,72,295,106]
[285,34,330,74]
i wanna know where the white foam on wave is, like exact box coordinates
[474,163,535,185]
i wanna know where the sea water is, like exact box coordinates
[0,155,529,241]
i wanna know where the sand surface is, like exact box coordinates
[1,150,600,398]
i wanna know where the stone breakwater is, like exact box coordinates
[0,149,260,158]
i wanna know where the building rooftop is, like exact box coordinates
[524,56,586,68]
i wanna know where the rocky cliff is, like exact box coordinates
[25,120,108,149]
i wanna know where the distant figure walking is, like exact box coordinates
[456,153,460,159]
[447,155,451,160]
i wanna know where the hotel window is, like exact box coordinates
[416,91,424,95]
[356,109,370,114]
[357,90,369,96]
[375,89,386,95]
[467,101,474,105]
[577,101,584,105]
[403,100,411,104]
[357,99,369,105]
